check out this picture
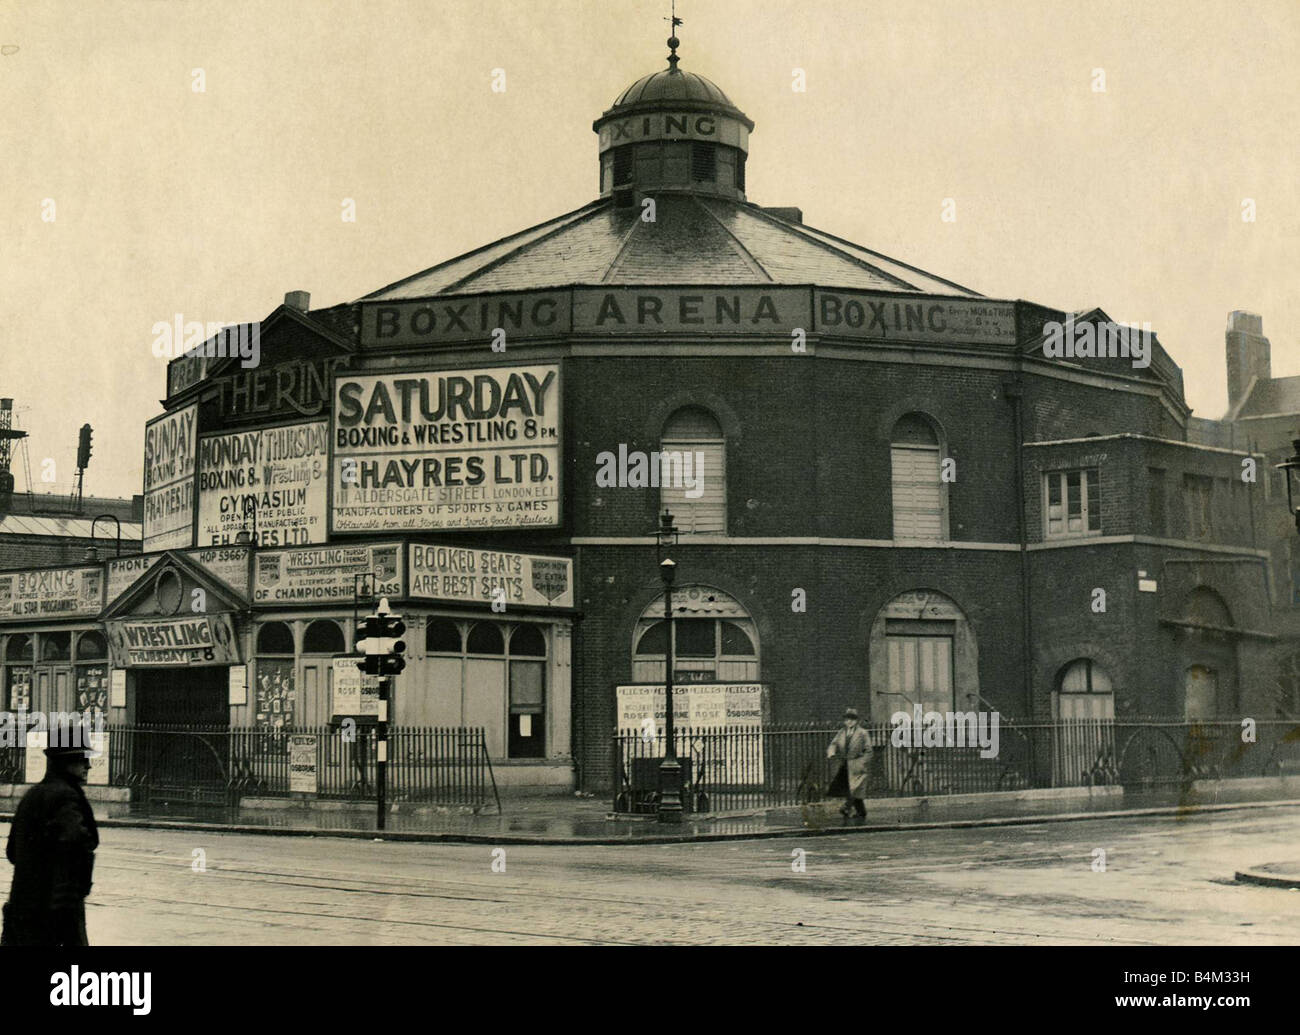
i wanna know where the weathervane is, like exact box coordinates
[665,0,683,70]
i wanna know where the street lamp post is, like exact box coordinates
[654,509,682,823]
[1276,437,1300,534]
[84,513,121,562]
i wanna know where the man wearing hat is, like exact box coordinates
[826,707,873,819]
[2,719,100,946]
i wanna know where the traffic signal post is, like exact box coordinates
[356,597,406,831]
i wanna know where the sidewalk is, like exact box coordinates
[9,776,1298,845]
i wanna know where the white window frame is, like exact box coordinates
[1043,468,1101,539]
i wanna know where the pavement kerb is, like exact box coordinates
[4,797,1300,847]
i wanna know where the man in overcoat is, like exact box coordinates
[826,707,873,818]
[2,723,100,946]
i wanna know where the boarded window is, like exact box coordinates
[891,414,943,541]
[661,406,725,535]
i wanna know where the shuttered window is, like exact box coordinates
[661,407,726,535]
[890,413,944,541]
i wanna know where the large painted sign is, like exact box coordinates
[596,111,749,151]
[815,290,1017,346]
[572,287,809,335]
[214,357,348,421]
[331,365,561,532]
[363,291,569,348]
[253,543,403,605]
[0,567,103,621]
[408,544,573,608]
[197,420,329,547]
[362,288,1015,347]
[105,613,240,667]
[143,403,198,551]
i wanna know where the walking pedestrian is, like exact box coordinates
[826,707,873,819]
[2,721,100,947]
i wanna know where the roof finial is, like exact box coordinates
[665,0,682,71]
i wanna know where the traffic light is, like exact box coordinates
[76,424,93,469]
[356,599,406,676]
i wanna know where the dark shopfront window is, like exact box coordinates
[508,624,546,759]
[75,632,109,720]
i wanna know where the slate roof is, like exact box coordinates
[363,195,982,301]
[0,514,143,541]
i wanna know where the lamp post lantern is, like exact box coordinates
[653,509,682,823]
[1276,437,1300,534]
[234,496,258,546]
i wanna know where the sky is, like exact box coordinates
[1,0,1296,501]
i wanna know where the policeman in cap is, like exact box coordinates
[2,717,101,946]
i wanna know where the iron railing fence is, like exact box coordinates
[612,718,1300,813]
[4,724,497,809]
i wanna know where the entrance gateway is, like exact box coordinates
[105,604,244,807]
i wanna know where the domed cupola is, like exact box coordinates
[593,34,754,206]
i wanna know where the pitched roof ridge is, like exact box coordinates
[732,202,926,292]
[357,199,606,302]
[601,208,652,283]
[691,196,773,282]
[775,212,985,297]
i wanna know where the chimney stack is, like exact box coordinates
[284,290,311,313]
[1226,310,1270,411]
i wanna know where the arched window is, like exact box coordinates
[6,634,33,662]
[426,618,462,654]
[255,621,295,731]
[507,625,548,758]
[890,413,945,541]
[5,635,33,712]
[1053,658,1116,784]
[303,620,344,654]
[1055,658,1115,718]
[510,624,547,657]
[76,631,107,661]
[467,622,504,655]
[42,632,71,662]
[661,406,726,535]
[75,632,110,718]
[257,622,294,655]
[631,586,759,683]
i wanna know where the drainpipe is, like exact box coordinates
[1004,375,1034,720]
